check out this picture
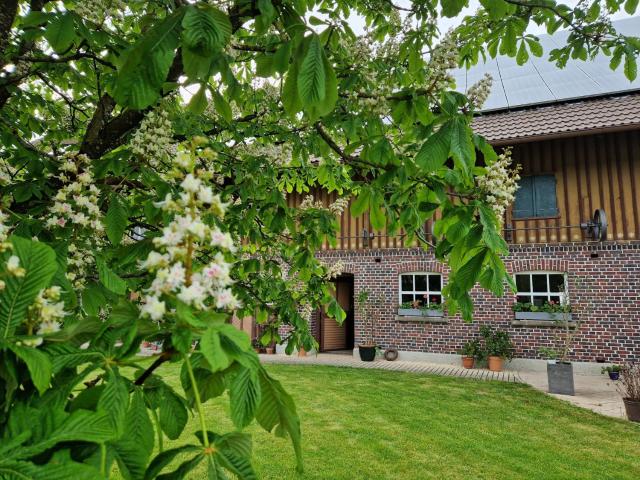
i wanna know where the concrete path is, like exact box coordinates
[260,353,628,420]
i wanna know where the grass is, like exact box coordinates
[126,363,640,479]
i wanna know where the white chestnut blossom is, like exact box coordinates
[28,286,66,339]
[71,0,127,27]
[139,143,239,322]
[130,108,174,169]
[476,148,521,223]
[466,73,493,110]
[44,152,105,290]
[6,255,25,277]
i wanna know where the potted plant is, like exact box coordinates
[601,364,622,381]
[480,325,514,372]
[537,287,590,395]
[261,321,280,355]
[397,297,444,317]
[460,340,480,369]
[617,364,640,422]
[252,338,262,354]
[356,289,379,361]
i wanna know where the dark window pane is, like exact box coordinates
[549,296,561,305]
[532,274,548,293]
[401,294,413,304]
[401,275,412,292]
[415,274,427,291]
[549,274,565,292]
[516,274,530,292]
[533,296,547,306]
[429,275,442,291]
[517,295,531,304]
[429,295,442,305]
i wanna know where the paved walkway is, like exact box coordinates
[260,353,627,419]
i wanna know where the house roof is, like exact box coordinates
[471,93,640,145]
[453,16,640,112]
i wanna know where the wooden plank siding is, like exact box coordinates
[506,130,640,243]
[284,130,640,248]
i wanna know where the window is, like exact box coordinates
[513,175,558,219]
[515,272,567,306]
[399,273,442,306]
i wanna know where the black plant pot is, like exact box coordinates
[608,371,620,381]
[358,345,377,362]
[547,361,575,396]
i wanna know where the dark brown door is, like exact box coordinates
[320,276,354,352]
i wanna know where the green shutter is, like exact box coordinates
[513,176,534,218]
[533,175,558,217]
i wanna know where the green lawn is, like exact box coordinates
[135,363,640,479]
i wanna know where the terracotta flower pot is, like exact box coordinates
[462,356,475,369]
[297,347,307,357]
[488,355,504,372]
[265,347,275,355]
[623,398,640,422]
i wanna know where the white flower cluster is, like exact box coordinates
[130,108,174,168]
[426,32,458,90]
[72,0,127,26]
[139,143,239,322]
[299,195,324,210]
[323,260,345,280]
[236,141,293,167]
[300,302,313,322]
[44,152,104,289]
[29,286,65,336]
[0,209,10,247]
[329,197,350,215]
[476,148,521,223]
[0,160,17,186]
[466,73,493,110]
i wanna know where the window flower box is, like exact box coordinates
[514,311,573,321]
[397,308,443,317]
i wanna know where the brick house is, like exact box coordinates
[256,18,640,367]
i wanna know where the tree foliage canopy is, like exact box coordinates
[0,0,637,477]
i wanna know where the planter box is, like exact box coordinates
[514,311,573,321]
[397,308,443,317]
[547,361,575,395]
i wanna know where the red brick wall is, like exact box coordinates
[315,241,640,363]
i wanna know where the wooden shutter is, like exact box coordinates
[533,175,558,217]
[513,176,534,218]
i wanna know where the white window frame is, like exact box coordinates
[514,271,568,305]
[398,272,443,307]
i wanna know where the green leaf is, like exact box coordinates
[441,0,466,17]
[454,248,487,292]
[96,256,127,295]
[187,84,208,114]
[526,38,543,57]
[415,127,450,172]
[516,41,529,65]
[297,35,326,106]
[0,236,57,339]
[200,328,231,372]
[98,370,130,434]
[624,53,637,81]
[159,388,188,440]
[273,41,291,74]
[625,0,639,14]
[106,194,129,246]
[212,90,232,122]
[256,368,303,472]
[145,445,201,480]
[45,14,76,54]
[230,367,261,428]
[112,11,184,110]
[350,189,370,217]
[9,345,52,395]
[182,5,231,55]
[369,194,386,230]
[113,390,154,480]
[447,117,475,176]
